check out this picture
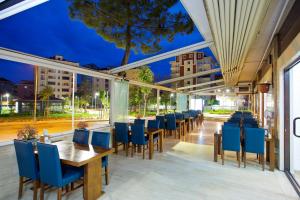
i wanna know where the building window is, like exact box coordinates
[62,89,69,92]
[48,82,55,85]
[187,68,190,71]
[189,54,193,58]
[62,77,70,80]
[187,81,190,85]
[183,55,186,59]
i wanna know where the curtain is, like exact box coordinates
[110,80,129,124]
[176,93,188,112]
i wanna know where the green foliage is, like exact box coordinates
[99,90,110,109]
[206,99,220,106]
[204,109,233,115]
[160,91,171,112]
[68,0,194,65]
[138,66,154,116]
[39,86,54,117]
[77,79,92,111]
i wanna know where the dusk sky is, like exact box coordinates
[0,0,217,83]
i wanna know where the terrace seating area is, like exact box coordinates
[214,111,275,171]
[0,0,300,199]
[0,118,298,200]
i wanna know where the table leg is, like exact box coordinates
[214,133,218,162]
[84,158,102,200]
[269,139,275,171]
[217,135,221,155]
[159,131,163,153]
[266,141,270,162]
[149,134,154,160]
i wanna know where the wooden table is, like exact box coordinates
[176,119,186,140]
[112,127,164,160]
[51,141,113,200]
[213,132,275,171]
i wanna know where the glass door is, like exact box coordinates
[285,59,300,192]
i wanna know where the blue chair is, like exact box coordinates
[166,115,180,138]
[91,131,110,185]
[175,113,184,120]
[131,124,148,159]
[147,120,160,150]
[156,115,166,130]
[244,128,265,170]
[221,126,241,167]
[37,143,83,200]
[134,119,145,127]
[224,122,239,127]
[115,122,130,156]
[73,129,89,145]
[14,140,39,200]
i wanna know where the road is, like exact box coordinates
[0,120,109,142]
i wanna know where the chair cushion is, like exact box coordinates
[61,165,84,187]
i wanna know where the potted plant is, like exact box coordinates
[17,125,38,144]
[77,121,88,130]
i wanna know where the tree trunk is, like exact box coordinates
[121,24,131,65]
[143,94,147,117]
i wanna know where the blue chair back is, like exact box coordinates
[182,112,190,119]
[134,119,145,127]
[224,122,239,127]
[91,131,110,148]
[156,115,166,129]
[115,122,129,143]
[131,124,147,145]
[37,143,63,187]
[166,115,176,130]
[91,131,110,167]
[73,129,89,145]
[222,126,240,152]
[175,113,184,120]
[14,140,39,180]
[244,128,265,154]
[148,120,160,129]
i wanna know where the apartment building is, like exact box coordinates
[170,52,216,90]
[36,55,78,99]
[82,64,111,93]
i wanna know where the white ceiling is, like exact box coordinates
[181,0,294,86]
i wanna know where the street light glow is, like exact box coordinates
[4,93,9,98]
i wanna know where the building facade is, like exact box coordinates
[170,52,216,90]
[81,64,111,94]
[17,80,34,99]
[36,55,78,99]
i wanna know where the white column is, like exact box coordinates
[34,66,38,121]
[109,79,115,126]
[156,89,160,115]
[72,73,75,130]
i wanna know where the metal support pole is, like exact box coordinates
[34,66,38,122]
[72,73,75,130]
[156,89,160,115]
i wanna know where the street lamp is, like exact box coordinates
[4,93,9,107]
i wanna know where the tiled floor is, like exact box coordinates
[0,120,298,200]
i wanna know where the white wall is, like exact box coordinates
[277,33,300,170]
